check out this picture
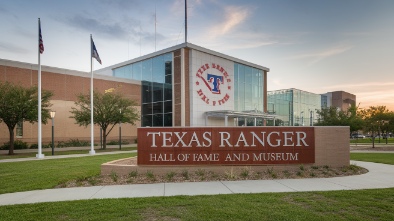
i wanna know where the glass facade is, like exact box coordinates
[268,89,321,126]
[234,63,264,112]
[234,63,264,126]
[321,95,328,109]
[113,53,173,127]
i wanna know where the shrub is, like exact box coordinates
[146,170,155,180]
[128,170,138,178]
[181,170,189,180]
[30,143,51,149]
[56,139,90,148]
[107,140,130,145]
[166,171,176,181]
[110,171,118,182]
[240,168,250,178]
[0,140,29,150]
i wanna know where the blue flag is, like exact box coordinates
[91,38,102,64]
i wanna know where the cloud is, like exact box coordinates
[207,5,250,39]
[322,82,394,90]
[63,14,140,40]
[289,45,352,65]
[171,0,204,17]
[98,0,141,10]
[0,42,29,54]
[319,81,394,110]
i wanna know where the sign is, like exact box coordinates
[195,63,232,106]
[137,127,315,165]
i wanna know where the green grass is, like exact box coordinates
[0,188,393,220]
[0,152,394,220]
[0,153,134,194]
[0,147,136,160]
[350,137,394,144]
[350,152,394,165]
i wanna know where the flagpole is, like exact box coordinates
[89,34,95,155]
[36,18,44,159]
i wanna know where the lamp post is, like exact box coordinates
[301,111,304,126]
[119,109,122,150]
[50,111,56,155]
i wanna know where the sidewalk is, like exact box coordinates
[0,144,137,163]
[0,144,137,154]
[1,160,394,206]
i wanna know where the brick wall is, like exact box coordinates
[0,60,141,145]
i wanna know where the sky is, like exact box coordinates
[1,0,394,110]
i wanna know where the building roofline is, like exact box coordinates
[96,42,270,74]
[0,58,139,85]
[268,88,321,95]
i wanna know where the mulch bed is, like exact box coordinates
[57,163,368,188]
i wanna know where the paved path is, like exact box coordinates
[1,160,394,206]
[0,150,135,163]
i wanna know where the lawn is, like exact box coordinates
[0,188,393,220]
[350,137,394,144]
[0,153,134,194]
[350,152,394,165]
[0,152,393,220]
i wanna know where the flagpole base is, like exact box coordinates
[89,150,96,155]
[36,154,45,159]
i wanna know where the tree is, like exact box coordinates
[359,106,392,148]
[315,104,364,135]
[70,91,139,149]
[0,81,53,155]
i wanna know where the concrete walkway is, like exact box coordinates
[1,160,394,206]
[0,150,135,163]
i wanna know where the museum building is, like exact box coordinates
[97,42,275,128]
[0,43,274,144]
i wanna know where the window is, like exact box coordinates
[140,53,173,127]
[16,121,23,137]
[234,63,264,112]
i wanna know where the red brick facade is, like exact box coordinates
[0,59,141,145]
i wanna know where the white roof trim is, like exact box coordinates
[96,43,270,73]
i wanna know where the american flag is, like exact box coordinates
[39,20,44,54]
[91,38,102,64]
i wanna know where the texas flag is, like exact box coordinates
[91,38,102,64]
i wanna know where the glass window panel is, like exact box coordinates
[164,113,172,127]
[142,103,153,115]
[142,81,152,103]
[132,63,142,81]
[152,102,163,114]
[141,59,152,81]
[142,115,152,127]
[152,56,164,83]
[153,114,163,126]
[165,61,172,84]
[164,100,172,113]
[238,65,245,83]
[163,53,172,63]
[245,66,252,85]
[164,83,172,101]
[152,82,163,102]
